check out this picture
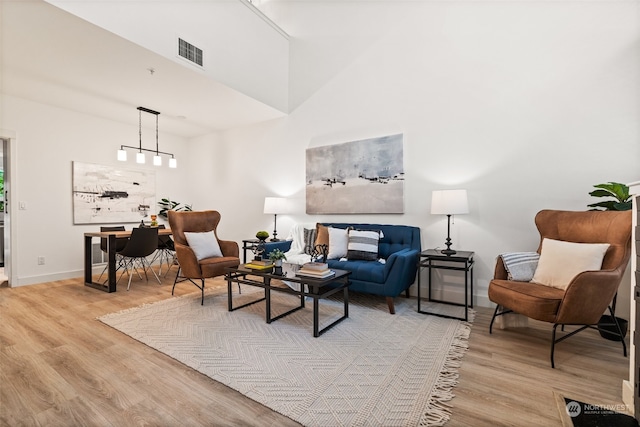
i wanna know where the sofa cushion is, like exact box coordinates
[327,258,386,283]
[321,223,420,259]
[315,224,329,248]
[327,226,349,259]
[303,228,317,255]
[347,229,381,261]
[489,279,564,323]
[531,238,609,290]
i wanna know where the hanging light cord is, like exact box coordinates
[155,114,159,155]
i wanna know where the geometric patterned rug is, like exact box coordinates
[99,289,473,426]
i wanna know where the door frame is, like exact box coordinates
[0,131,17,287]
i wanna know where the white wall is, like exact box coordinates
[189,1,640,310]
[1,95,192,286]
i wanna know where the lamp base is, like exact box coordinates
[270,238,280,242]
[441,214,457,256]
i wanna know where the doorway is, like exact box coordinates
[0,138,9,285]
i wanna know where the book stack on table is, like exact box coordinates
[296,262,335,279]
[244,259,273,270]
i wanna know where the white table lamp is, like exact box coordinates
[263,197,288,241]
[431,189,469,255]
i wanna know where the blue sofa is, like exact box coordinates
[265,223,421,314]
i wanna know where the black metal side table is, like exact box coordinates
[241,239,260,264]
[417,249,474,321]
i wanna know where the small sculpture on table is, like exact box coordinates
[311,244,328,263]
[253,231,269,261]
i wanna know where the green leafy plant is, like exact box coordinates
[157,198,192,219]
[255,231,269,240]
[588,182,631,211]
[268,248,287,261]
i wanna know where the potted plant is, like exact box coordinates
[588,182,631,211]
[588,181,631,340]
[157,198,193,219]
[255,231,270,241]
[268,248,287,267]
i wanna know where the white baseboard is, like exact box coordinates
[14,259,169,287]
[16,269,86,287]
[622,380,634,415]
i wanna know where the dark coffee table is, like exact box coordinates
[224,265,351,337]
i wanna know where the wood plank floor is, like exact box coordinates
[0,268,631,426]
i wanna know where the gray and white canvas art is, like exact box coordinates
[306,134,404,214]
[72,161,155,224]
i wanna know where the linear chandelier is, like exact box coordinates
[117,106,177,168]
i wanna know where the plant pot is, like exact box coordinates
[598,315,628,341]
[274,259,283,267]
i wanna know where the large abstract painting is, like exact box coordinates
[306,134,404,214]
[72,161,155,224]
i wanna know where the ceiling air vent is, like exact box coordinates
[178,38,203,67]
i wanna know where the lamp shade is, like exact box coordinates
[136,152,146,164]
[431,190,469,215]
[263,197,288,214]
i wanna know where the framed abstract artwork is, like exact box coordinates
[306,134,404,214]
[72,161,155,224]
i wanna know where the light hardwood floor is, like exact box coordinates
[0,268,631,426]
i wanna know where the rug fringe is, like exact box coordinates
[419,315,474,427]
[97,290,213,322]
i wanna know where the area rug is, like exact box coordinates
[99,290,473,426]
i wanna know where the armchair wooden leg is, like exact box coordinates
[386,297,395,314]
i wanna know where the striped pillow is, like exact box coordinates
[347,229,382,261]
[303,228,317,255]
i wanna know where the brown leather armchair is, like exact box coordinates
[168,210,240,305]
[488,209,632,368]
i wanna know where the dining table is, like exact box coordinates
[84,227,172,292]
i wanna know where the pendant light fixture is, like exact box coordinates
[118,106,177,168]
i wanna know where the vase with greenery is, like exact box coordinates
[268,248,287,266]
[157,198,192,219]
[587,182,631,211]
[269,248,287,275]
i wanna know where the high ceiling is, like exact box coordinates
[1,1,287,138]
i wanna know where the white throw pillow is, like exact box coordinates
[184,231,223,261]
[327,227,349,260]
[530,238,610,290]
